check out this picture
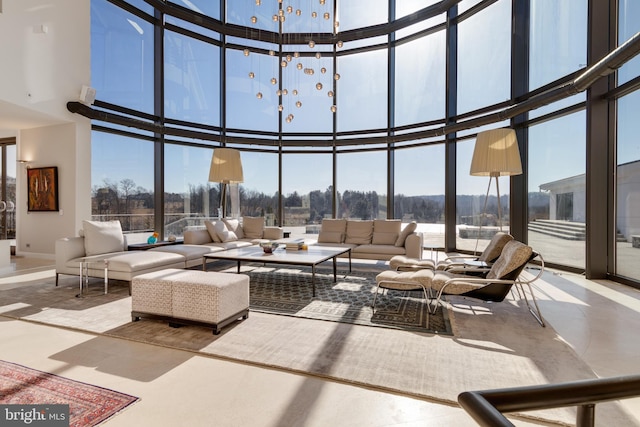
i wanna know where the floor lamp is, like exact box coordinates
[208,148,244,218]
[470,128,522,251]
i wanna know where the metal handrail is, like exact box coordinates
[458,375,640,427]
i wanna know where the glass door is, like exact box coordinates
[0,139,17,241]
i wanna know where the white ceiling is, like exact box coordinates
[0,100,66,131]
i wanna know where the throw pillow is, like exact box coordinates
[82,220,125,256]
[317,231,343,243]
[395,221,417,247]
[214,220,238,242]
[242,216,264,239]
[204,220,222,243]
[486,240,532,280]
[222,218,244,239]
[344,220,374,245]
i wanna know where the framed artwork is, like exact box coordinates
[27,166,59,212]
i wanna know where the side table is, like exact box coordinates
[77,255,111,297]
[128,240,183,251]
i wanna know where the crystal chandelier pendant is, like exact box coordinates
[321,67,327,74]
[255,0,260,5]
[297,63,303,70]
[337,41,344,48]
[316,83,323,90]
[281,61,288,67]
[269,50,275,56]
[296,101,302,108]
[251,16,257,24]
[249,72,255,78]
[308,40,315,48]
[296,9,302,16]
[323,12,330,20]
[271,77,277,84]
[243,49,250,56]
[286,5,293,13]
[315,52,321,59]
[331,105,337,113]
[283,89,288,95]
[327,90,334,97]
[257,92,263,99]
[278,104,284,111]
[334,73,340,80]
[276,89,282,96]
[311,11,317,18]
[292,89,298,96]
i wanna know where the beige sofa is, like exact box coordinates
[183,216,284,248]
[312,219,423,260]
[55,217,284,286]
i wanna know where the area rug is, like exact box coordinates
[0,360,138,427]
[236,265,451,334]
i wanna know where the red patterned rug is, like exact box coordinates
[0,360,139,426]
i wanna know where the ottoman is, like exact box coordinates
[131,268,250,335]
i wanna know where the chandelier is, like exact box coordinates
[245,0,342,123]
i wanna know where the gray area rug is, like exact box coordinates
[235,265,451,334]
[0,267,637,426]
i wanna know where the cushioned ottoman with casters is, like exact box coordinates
[131,268,250,335]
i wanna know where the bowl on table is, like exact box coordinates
[260,241,279,254]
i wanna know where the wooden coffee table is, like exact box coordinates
[202,245,352,297]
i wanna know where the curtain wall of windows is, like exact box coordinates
[87,0,640,279]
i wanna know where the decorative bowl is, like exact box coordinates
[260,241,279,253]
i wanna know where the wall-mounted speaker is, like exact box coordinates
[79,85,96,105]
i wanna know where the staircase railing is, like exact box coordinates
[458,375,640,427]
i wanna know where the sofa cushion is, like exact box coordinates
[372,219,401,245]
[82,220,125,256]
[222,218,245,239]
[204,220,222,243]
[214,220,238,242]
[345,220,374,245]
[321,219,347,234]
[318,231,343,243]
[242,216,264,239]
[395,221,417,247]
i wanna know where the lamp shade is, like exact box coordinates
[470,128,522,177]
[208,148,244,183]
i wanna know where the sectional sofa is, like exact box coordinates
[55,217,283,286]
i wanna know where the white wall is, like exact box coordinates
[0,0,91,256]
[0,0,90,120]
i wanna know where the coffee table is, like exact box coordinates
[202,245,352,297]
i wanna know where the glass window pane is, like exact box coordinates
[164,144,219,238]
[91,1,154,113]
[457,0,511,114]
[165,31,220,126]
[530,0,587,90]
[337,49,388,132]
[338,0,387,32]
[226,49,279,132]
[91,132,154,234]
[528,111,586,269]
[395,31,446,127]
[337,151,386,220]
[239,151,279,222]
[456,138,511,253]
[618,0,640,85]
[171,0,220,20]
[282,153,332,237]
[616,90,640,280]
[396,144,445,249]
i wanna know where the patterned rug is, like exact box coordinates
[223,265,452,335]
[0,360,139,427]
